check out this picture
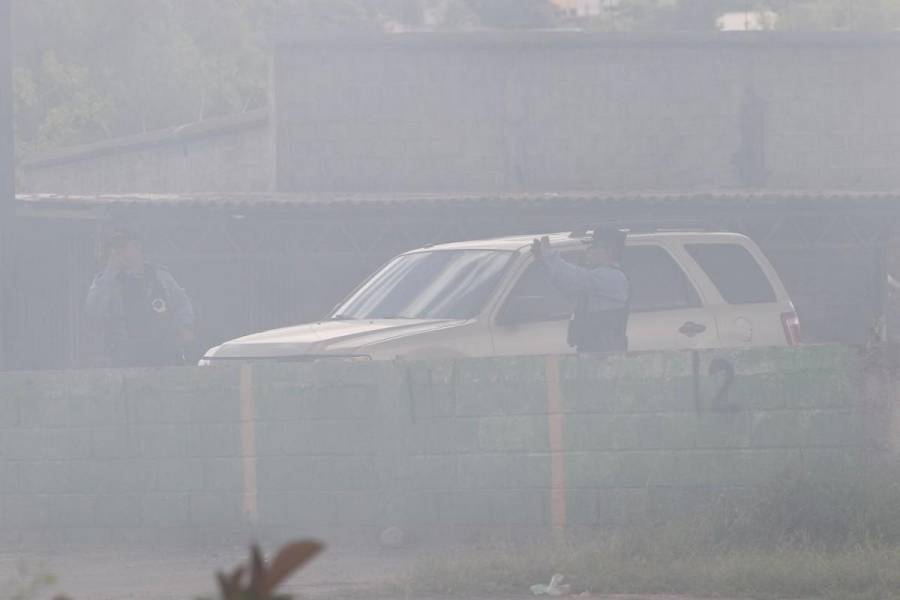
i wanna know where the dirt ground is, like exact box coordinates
[0,546,743,600]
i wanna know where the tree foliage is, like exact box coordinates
[11,0,559,156]
[13,0,900,158]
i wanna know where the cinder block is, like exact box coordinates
[91,428,139,459]
[385,490,439,525]
[19,461,70,493]
[611,451,662,488]
[782,345,857,372]
[599,489,652,526]
[5,493,50,528]
[62,527,114,547]
[694,412,753,449]
[285,492,339,529]
[311,360,382,387]
[19,390,69,429]
[189,423,241,457]
[457,453,550,489]
[0,395,18,428]
[502,383,550,415]
[141,493,190,527]
[313,386,376,420]
[189,388,242,424]
[454,383,507,416]
[566,451,617,489]
[412,419,478,454]
[806,410,863,447]
[740,449,803,485]
[455,358,503,387]
[490,490,546,525]
[48,494,96,527]
[782,371,855,409]
[257,456,306,491]
[189,493,243,525]
[407,375,457,420]
[138,425,190,458]
[566,489,600,525]
[313,456,381,490]
[156,392,195,424]
[437,491,493,525]
[254,385,309,421]
[253,422,289,457]
[403,455,456,490]
[64,461,112,494]
[478,416,549,452]
[334,490,381,526]
[561,378,619,414]
[0,458,18,492]
[285,420,376,456]
[156,458,206,492]
[203,458,245,492]
[104,460,157,493]
[68,372,126,427]
[612,377,692,415]
[564,414,614,452]
[257,491,289,526]
[750,411,807,448]
[725,373,785,411]
[7,429,92,461]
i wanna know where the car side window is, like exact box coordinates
[622,245,701,312]
[685,243,777,304]
[498,253,579,323]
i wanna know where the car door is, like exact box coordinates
[622,244,719,351]
[490,254,578,356]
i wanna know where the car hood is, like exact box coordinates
[207,318,466,360]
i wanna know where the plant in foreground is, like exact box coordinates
[205,540,324,600]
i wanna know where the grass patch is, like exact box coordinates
[399,464,900,599]
[403,543,900,600]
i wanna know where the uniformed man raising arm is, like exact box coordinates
[531,226,630,353]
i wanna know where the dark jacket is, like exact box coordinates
[540,251,630,353]
[85,263,194,367]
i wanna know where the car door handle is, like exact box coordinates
[679,321,707,337]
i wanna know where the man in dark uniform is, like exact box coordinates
[532,226,630,353]
[85,228,195,367]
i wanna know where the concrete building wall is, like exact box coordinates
[274,33,900,193]
[20,110,271,194]
[0,345,883,548]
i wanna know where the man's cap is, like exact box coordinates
[587,225,627,250]
[104,226,142,251]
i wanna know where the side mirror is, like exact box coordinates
[497,296,551,327]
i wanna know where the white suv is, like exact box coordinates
[201,230,800,363]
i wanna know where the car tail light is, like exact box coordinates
[781,311,801,346]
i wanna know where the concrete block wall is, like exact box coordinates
[397,347,874,535]
[0,345,884,547]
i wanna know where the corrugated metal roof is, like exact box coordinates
[15,190,900,214]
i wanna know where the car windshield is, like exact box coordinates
[332,250,514,320]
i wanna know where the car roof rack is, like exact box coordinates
[567,219,717,238]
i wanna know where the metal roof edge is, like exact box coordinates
[15,189,900,212]
[273,30,900,50]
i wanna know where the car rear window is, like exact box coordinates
[686,243,777,304]
[621,246,701,312]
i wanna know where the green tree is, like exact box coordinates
[11,0,557,157]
